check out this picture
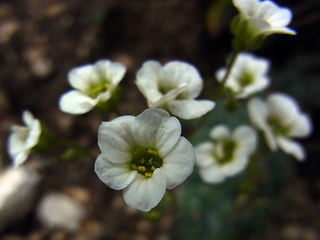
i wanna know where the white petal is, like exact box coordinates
[161,61,203,99]
[136,60,163,104]
[22,110,34,127]
[277,137,306,161]
[233,125,257,155]
[98,116,135,164]
[195,142,215,168]
[94,154,137,190]
[220,156,248,176]
[237,77,269,98]
[8,126,28,157]
[95,60,126,85]
[209,125,230,140]
[232,0,258,16]
[198,166,225,184]
[132,108,181,156]
[267,93,300,125]
[215,68,226,83]
[123,168,166,212]
[168,99,215,120]
[59,90,97,114]
[266,7,292,27]
[162,137,195,189]
[290,114,312,138]
[261,27,296,35]
[25,119,41,149]
[264,126,278,151]
[68,65,99,92]
[248,97,269,130]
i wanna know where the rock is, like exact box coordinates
[36,192,85,232]
[0,167,40,231]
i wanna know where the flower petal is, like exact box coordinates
[95,60,126,86]
[132,108,181,156]
[290,114,312,138]
[248,97,269,130]
[123,168,166,212]
[22,110,34,127]
[94,154,137,190]
[232,0,258,17]
[25,120,41,149]
[277,137,306,161]
[209,125,230,140]
[198,166,225,184]
[98,116,135,164]
[161,61,203,99]
[233,125,257,155]
[59,90,97,114]
[13,151,29,168]
[168,99,215,120]
[136,60,163,104]
[68,65,100,92]
[162,137,195,189]
[195,142,215,168]
[8,126,28,157]
[267,93,300,125]
[150,86,188,108]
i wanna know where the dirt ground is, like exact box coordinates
[1,0,320,239]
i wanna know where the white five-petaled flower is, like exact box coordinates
[59,60,126,114]
[216,53,270,98]
[248,93,312,161]
[135,60,215,120]
[232,0,296,36]
[94,108,195,212]
[195,125,257,184]
[7,110,41,168]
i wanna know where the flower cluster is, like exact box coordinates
[196,125,257,183]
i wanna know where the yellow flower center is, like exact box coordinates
[87,82,110,98]
[130,147,163,178]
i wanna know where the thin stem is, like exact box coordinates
[220,51,240,86]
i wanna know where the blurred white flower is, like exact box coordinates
[7,110,41,167]
[248,93,312,161]
[232,0,296,36]
[37,192,85,232]
[135,60,215,119]
[95,108,195,211]
[195,125,257,184]
[216,53,270,98]
[59,60,126,114]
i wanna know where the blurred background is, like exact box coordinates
[0,0,319,239]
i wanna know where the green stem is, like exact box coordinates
[220,51,240,86]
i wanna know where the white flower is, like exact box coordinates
[216,53,270,98]
[135,60,215,120]
[232,0,296,36]
[94,108,195,211]
[7,110,41,168]
[248,93,312,161]
[195,125,257,184]
[59,60,126,114]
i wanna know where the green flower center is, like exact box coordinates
[130,147,163,178]
[87,82,110,98]
[239,71,255,87]
[213,139,237,165]
[267,115,291,137]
